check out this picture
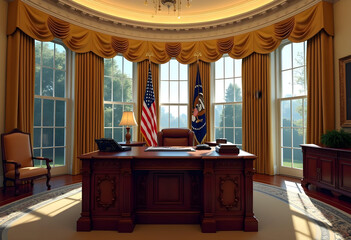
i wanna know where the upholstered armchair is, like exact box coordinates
[157,128,195,146]
[1,129,52,195]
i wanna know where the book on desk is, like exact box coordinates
[215,143,240,154]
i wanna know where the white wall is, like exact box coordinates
[334,0,351,129]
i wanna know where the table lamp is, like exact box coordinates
[119,111,138,144]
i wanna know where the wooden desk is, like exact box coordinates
[119,141,146,147]
[77,147,258,233]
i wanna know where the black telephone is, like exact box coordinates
[196,144,211,150]
[95,138,131,152]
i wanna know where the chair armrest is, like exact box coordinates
[33,157,52,170]
[33,156,53,162]
[5,160,21,168]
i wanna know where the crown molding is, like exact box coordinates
[22,0,325,42]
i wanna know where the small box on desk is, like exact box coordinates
[215,143,239,154]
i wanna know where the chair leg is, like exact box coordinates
[14,180,19,196]
[30,180,34,186]
[46,175,51,190]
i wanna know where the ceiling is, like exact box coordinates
[24,0,325,41]
[69,0,277,25]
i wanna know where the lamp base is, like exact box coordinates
[125,127,131,144]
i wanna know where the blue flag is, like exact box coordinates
[192,67,206,144]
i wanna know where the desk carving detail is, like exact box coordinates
[218,175,240,211]
[96,175,117,210]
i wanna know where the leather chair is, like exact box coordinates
[1,129,52,195]
[157,128,195,146]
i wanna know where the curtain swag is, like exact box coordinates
[8,0,333,63]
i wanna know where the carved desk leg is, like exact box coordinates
[244,160,258,232]
[201,159,216,233]
[77,160,92,231]
[119,158,135,233]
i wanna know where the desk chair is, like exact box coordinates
[1,128,52,195]
[157,128,195,146]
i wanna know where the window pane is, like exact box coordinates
[114,104,123,127]
[160,106,169,129]
[161,63,169,80]
[214,104,223,127]
[225,57,233,78]
[42,148,53,165]
[35,66,41,95]
[34,98,42,126]
[293,42,304,68]
[42,42,54,67]
[215,80,224,102]
[160,81,169,103]
[55,70,65,98]
[235,60,242,77]
[292,99,303,127]
[282,70,292,98]
[123,78,132,102]
[55,44,66,70]
[293,67,306,96]
[234,79,242,102]
[179,81,188,104]
[235,128,242,145]
[169,81,179,103]
[124,59,133,78]
[170,105,179,128]
[170,60,178,80]
[282,148,292,167]
[225,128,234,143]
[55,100,66,127]
[293,128,303,148]
[42,68,53,96]
[43,99,54,126]
[104,59,112,76]
[55,148,65,166]
[35,41,41,65]
[282,128,292,147]
[113,78,123,102]
[105,128,112,138]
[113,127,123,142]
[43,128,53,147]
[180,64,187,80]
[281,44,291,70]
[104,104,112,127]
[179,106,188,128]
[215,128,223,139]
[55,128,65,146]
[281,100,291,127]
[215,58,224,79]
[224,105,234,127]
[34,128,41,148]
[234,104,242,127]
[104,76,112,101]
[293,149,303,169]
[225,79,234,102]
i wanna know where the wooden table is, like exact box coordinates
[77,147,258,233]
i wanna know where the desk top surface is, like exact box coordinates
[79,146,256,160]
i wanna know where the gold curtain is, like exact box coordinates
[72,52,104,174]
[189,61,211,143]
[137,60,159,144]
[5,29,34,134]
[242,53,273,175]
[7,0,333,63]
[307,30,335,144]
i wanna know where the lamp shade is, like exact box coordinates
[119,111,138,126]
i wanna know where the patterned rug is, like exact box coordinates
[0,182,350,240]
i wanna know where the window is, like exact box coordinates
[278,41,307,171]
[104,56,135,142]
[159,59,188,129]
[213,56,242,148]
[34,40,68,168]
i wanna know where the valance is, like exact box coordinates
[7,0,333,63]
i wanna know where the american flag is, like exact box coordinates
[141,65,158,146]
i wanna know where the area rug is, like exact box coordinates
[0,182,350,240]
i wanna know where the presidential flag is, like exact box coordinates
[192,67,206,144]
[141,65,158,146]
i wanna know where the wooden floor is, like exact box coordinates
[1,173,351,215]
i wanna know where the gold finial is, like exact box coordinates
[146,51,153,63]
[194,51,202,63]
